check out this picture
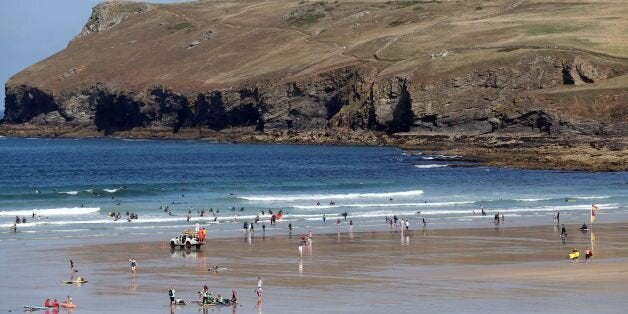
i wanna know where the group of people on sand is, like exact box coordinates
[43,296,74,309]
[196,285,238,306]
[384,215,426,230]
[569,247,593,263]
[168,285,241,307]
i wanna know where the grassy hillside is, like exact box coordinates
[9,0,627,92]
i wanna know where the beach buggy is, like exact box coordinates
[170,230,205,249]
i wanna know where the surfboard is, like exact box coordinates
[60,303,76,308]
[24,306,49,311]
[192,300,236,307]
[62,280,88,284]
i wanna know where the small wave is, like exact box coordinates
[414,164,448,169]
[0,207,100,217]
[58,191,79,195]
[291,201,474,209]
[421,157,435,160]
[513,198,549,202]
[104,188,119,193]
[238,189,424,202]
[570,196,610,200]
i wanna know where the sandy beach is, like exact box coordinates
[3,222,628,313]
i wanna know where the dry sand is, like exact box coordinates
[3,223,628,313]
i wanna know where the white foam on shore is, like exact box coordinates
[239,190,424,202]
[414,164,448,169]
[104,188,119,193]
[0,207,100,217]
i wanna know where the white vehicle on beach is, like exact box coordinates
[170,231,204,249]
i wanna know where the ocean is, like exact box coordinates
[1,136,627,242]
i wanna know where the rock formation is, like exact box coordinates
[2,0,627,170]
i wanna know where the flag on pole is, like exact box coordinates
[592,204,599,211]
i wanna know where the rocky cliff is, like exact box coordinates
[2,0,627,170]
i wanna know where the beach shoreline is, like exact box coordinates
[3,222,628,313]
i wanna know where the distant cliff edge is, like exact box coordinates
[2,0,627,171]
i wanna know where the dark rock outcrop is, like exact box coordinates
[2,0,627,171]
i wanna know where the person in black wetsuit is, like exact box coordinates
[561,224,567,237]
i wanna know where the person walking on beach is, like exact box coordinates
[70,259,75,272]
[323,214,326,223]
[256,277,263,300]
[169,288,176,305]
[405,219,409,231]
[288,223,293,232]
[422,217,426,226]
[349,219,353,233]
[557,211,560,224]
[11,223,17,233]
[298,244,303,259]
[560,224,567,239]
[129,257,137,273]
[585,247,593,263]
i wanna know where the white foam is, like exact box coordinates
[291,201,474,209]
[239,190,424,202]
[59,191,79,195]
[414,164,448,169]
[513,198,548,202]
[571,196,611,200]
[0,207,100,217]
[104,188,119,193]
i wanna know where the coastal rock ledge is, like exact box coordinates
[2,0,627,171]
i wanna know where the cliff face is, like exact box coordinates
[2,0,627,170]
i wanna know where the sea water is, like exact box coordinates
[0,136,626,242]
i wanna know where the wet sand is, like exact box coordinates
[3,223,628,313]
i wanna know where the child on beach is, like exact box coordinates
[129,258,137,273]
[169,288,176,305]
[256,277,263,300]
[585,247,593,263]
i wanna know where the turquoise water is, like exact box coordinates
[0,136,627,240]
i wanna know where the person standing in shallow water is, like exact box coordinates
[585,247,593,263]
[256,277,263,300]
[129,257,137,273]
